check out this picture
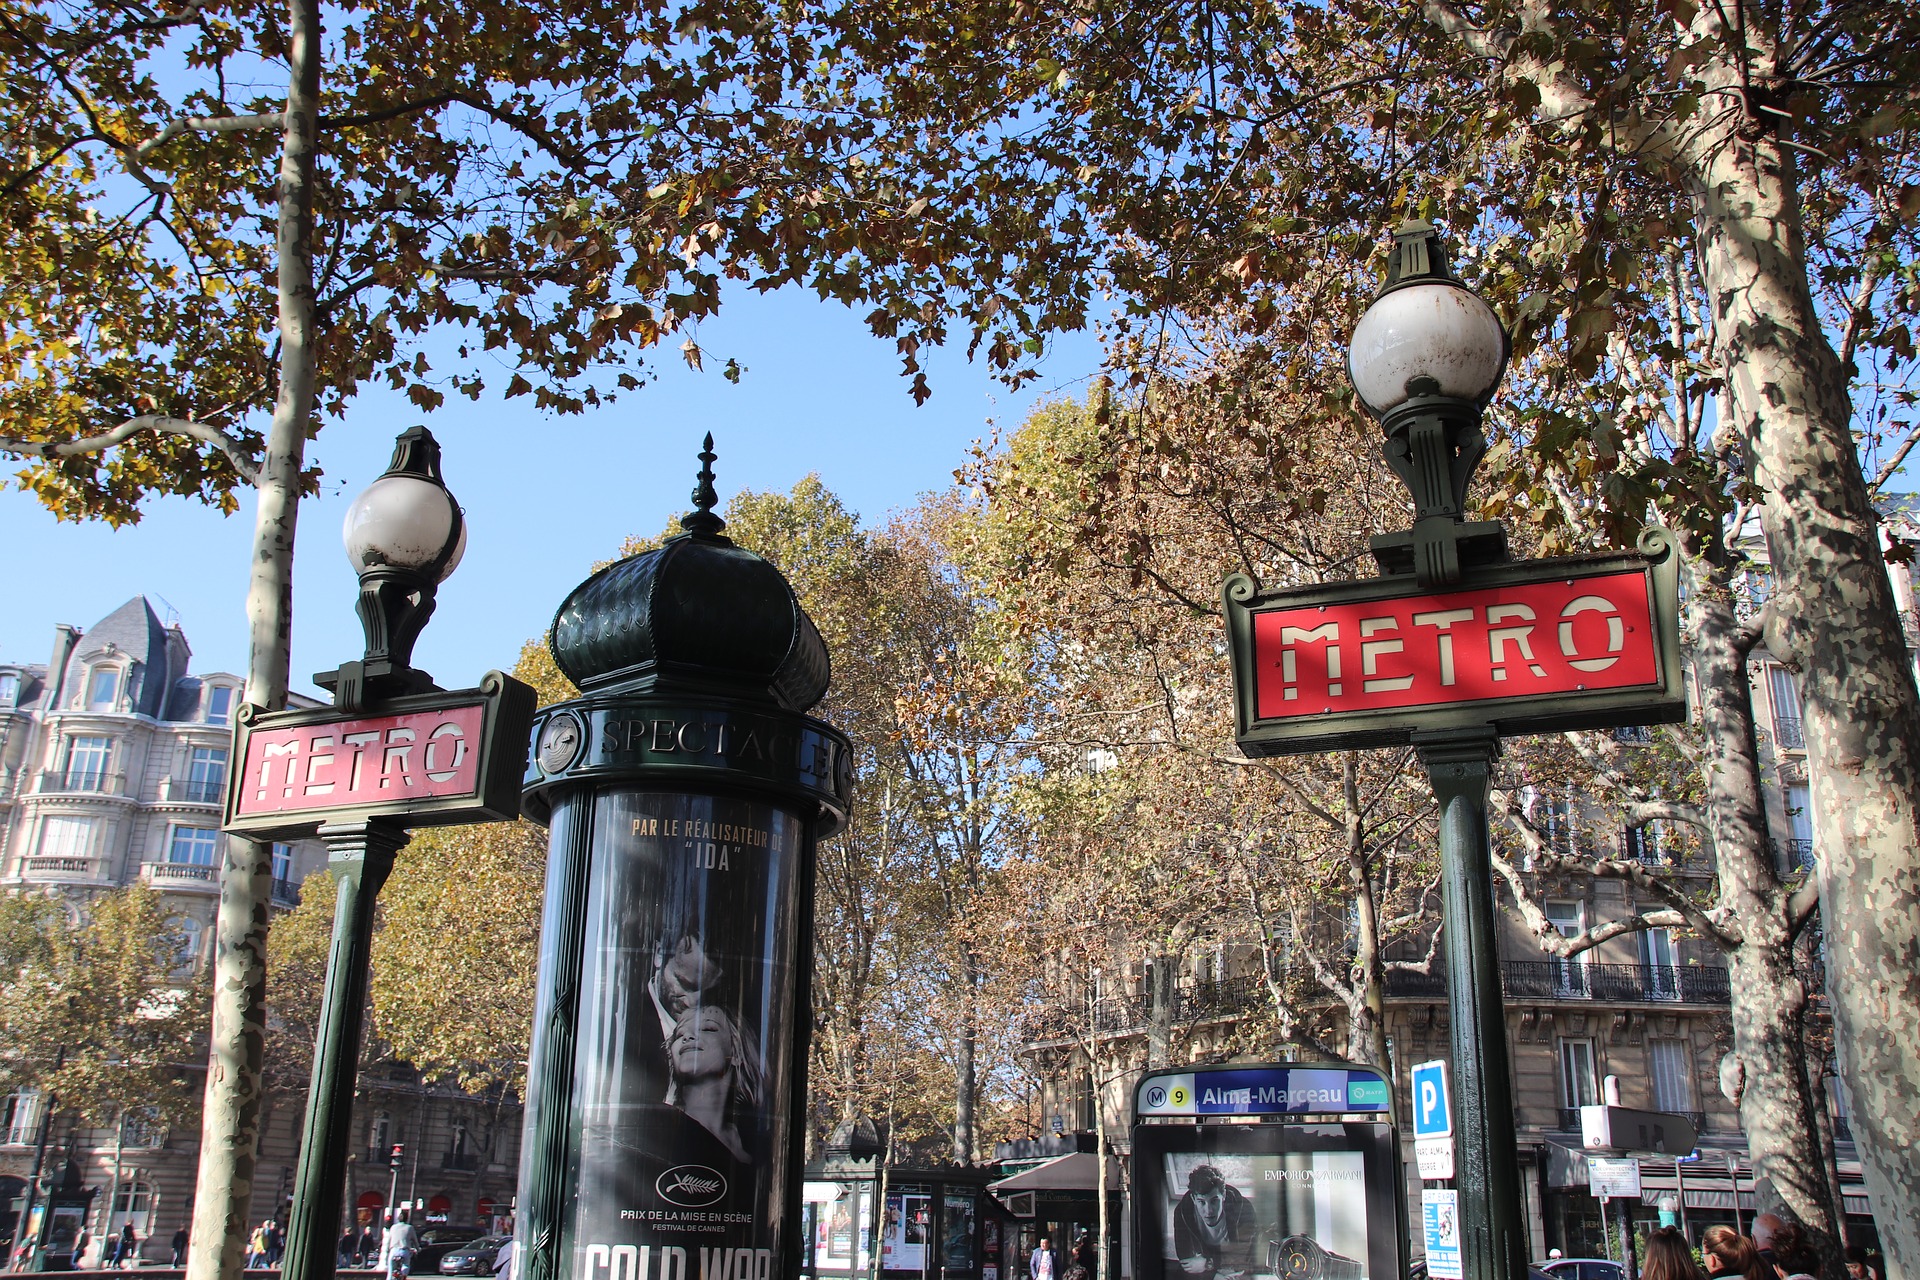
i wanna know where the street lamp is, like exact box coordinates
[319,424,466,709]
[1350,223,1528,1280]
[1348,221,1510,586]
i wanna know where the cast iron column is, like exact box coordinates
[283,821,409,1280]
[1415,727,1527,1280]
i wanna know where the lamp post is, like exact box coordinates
[264,427,534,1280]
[1347,222,1528,1280]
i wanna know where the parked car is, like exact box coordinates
[1537,1258,1627,1280]
[440,1237,512,1276]
[407,1228,485,1275]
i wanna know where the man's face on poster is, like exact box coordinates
[1191,1188,1227,1232]
[657,934,718,1018]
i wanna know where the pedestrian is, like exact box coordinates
[358,1223,381,1268]
[266,1220,284,1268]
[340,1229,360,1269]
[1769,1224,1820,1280]
[172,1226,190,1267]
[1750,1214,1786,1277]
[112,1223,138,1269]
[1030,1236,1054,1280]
[1064,1234,1094,1280]
[1701,1226,1764,1280]
[247,1222,270,1269]
[1643,1227,1704,1280]
[492,1239,516,1280]
[380,1211,419,1279]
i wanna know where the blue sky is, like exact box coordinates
[1,285,1102,696]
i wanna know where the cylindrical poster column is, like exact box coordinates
[517,447,851,1280]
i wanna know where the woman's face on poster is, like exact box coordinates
[670,1009,734,1078]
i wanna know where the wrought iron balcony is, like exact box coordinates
[1773,716,1806,751]
[271,877,302,908]
[141,860,220,891]
[1502,961,1730,1004]
[37,769,127,796]
[163,775,226,804]
[1785,838,1815,872]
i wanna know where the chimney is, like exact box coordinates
[45,624,81,710]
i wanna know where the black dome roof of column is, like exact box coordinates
[547,436,830,713]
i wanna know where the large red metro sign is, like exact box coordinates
[224,676,534,839]
[1225,532,1686,756]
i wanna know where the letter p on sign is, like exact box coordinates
[1411,1061,1452,1139]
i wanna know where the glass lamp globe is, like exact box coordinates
[1347,280,1507,415]
[342,474,467,581]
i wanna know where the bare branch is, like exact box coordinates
[0,416,260,485]
[135,112,283,162]
[1874,424,1920,492]
[1491,848,1712,951]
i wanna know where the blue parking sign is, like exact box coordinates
[1411,1061,1452,1139]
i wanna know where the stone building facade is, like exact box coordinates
[0,599,520,1263]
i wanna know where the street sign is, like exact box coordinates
[1134,1063,1391,1119]
[1580,1105,1699,1157]
[1422,1190,1463,1280]
[1588,1157,1643,1199]
[224,674,534,839]
[1223,530,1684,755]
[1411,1061,1452,1138]
[1415,1139,1456,1182]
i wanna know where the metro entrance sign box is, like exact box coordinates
[1224,530,1685,755]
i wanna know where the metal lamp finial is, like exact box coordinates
[681,433,727,537]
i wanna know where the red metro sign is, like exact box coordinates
[1224,531,1686,756]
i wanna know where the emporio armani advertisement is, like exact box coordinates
[568,791,806,1280]
[1132,1124,1402,1280]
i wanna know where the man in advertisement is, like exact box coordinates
[1172,1166,1258,1280]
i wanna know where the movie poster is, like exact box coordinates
[567,792,806,1280]
[1132,1123,1400,1280]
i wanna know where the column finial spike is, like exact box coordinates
[682,433,726,537]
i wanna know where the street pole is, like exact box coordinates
[281,821,408,1280]
[1417,727,1529,1280]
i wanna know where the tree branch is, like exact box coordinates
[0,416,259,485]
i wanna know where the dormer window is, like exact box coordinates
[86,666,120,711]
[0,672,18,706]
[206,685,235,726]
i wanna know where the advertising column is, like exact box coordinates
[516,448,852,1280]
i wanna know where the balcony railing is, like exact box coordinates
[37,770,127,796]
[1785,838,1815,872]
[142,860,220,891]
[271,877,302,908]
[1062,959,1731,1038]
[163,776,226,804]
[1773,716,1806,751]
[23,855,97,877]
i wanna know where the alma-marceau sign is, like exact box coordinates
[1224,528,1686,755]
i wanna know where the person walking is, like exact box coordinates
[492,1239,516,1280]
[171,1226,189,1268]
[380,1212,420,1279]
[358,1223,381,1268]
[247,1223,270,1269]
[1701,1226,1765,1280]
[1030,1237,1054,1280]
[111,1223,137,1269]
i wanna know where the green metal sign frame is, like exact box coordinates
[1224,528,1686,756]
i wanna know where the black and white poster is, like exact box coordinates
[567,791,806,1280]
[1132,1123,1401,1280]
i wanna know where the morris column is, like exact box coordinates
[516,438,852,1280]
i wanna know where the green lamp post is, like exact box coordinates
[516,437,852,1280]
[1347,222,1529,1280]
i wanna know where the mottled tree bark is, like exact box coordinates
[1685,61,1920,1270]
[186,1,318,1276]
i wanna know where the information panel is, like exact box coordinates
[1136,1065,1391,1119]
[1132,1123,1402,1280]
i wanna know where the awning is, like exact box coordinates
[988,1153,1124,1194]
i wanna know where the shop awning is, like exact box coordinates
[988,1153,1124,1194]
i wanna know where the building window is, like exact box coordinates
[272,843,294,883]
[87,666,120,711]
[187,746,228,803]
[175,918,205,969]
[206,685,235,726]
[1559,1039,1600,1109]
[63,735,112,789]
[369,1113,391,1159]
[1620,824,1660,866]
[1545,901,1590,996]
[1640,928,1680,1000]
[169,826,220,866]
[38,816,98,861]
[1785,783,1814,872]
[1770,666,1804,750]
[1648,1039,1694,1113]
[0,672,18,705]
[1533,791,1575,856]
[3,1090,41,1145]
